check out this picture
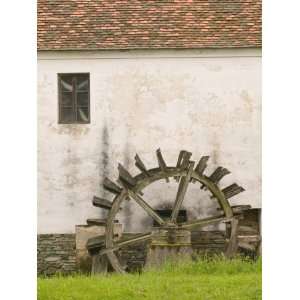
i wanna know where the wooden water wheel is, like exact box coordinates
[87,149,247,274]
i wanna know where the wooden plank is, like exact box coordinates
[128,190,165,225]
[92,196,112,210]
[117,232,153,248]
[118,163,136,187]
[107,251,126,274]
[222,183,245,199]
[238,241,256,251]
[201,167,230,189]
[134,153,150,176]
[103,177,122,195]
[225,218,239,258]
[86,235,105,251]
[87,234,120,252]
[174,150,192,181]
[209,167,230,184]
[180,215,232,229]
[171,161,195,222]
[100,233,152,256]
[86,218,118,226]
[194,156,210,176]
[217,205,251,215]
[174,150,185,181]
[104,190,127,273]
[175,150,185,169]
[156,148,169,182]
[91,254,108,275]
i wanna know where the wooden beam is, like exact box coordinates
[174,150,192,181]
[87,218,118,226]
[201,167,230,189]
[222,183,245,199]
[225,218,239,258]
[156,148,169,182]
[179,215,232,229]
[99,233,153,256]
[128,190,165,225]
[103,177,122,195]
[92,196,112,210]
[171,161,195,222]
[118,163,136,187]
[134,153,150,176]
[209,167,230,184]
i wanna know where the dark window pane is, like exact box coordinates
[60,107,74,123]
[58,73,90,124]
[77,75,89,91]
[77,91,89,106]
[60,76,73,92]
[77,107,89,123]
[61,92,73,106]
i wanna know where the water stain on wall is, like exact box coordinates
[121,139,133,231]
[50,124,90,137]
[241,90,254,113]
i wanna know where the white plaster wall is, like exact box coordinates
[38,49,261,234]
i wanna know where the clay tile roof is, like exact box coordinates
[38,0,261,50]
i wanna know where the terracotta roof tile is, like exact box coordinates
[38,0,261,50]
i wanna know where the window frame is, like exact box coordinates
[58,73,90,124]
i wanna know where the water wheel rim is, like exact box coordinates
[104,167,234,273]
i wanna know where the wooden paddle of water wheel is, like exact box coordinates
[86,149,247,274]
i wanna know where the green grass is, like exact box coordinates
[38,256,261,300]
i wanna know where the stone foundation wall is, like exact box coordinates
[37,209,261,275]
[37,234,76,276]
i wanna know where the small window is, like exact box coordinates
[58,73,90,124]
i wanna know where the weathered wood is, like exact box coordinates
[91,254,108,274]
[174,150,192,181]
[86,235,106,252]
[100,233,153,256]
[175,150,185,169]
[209,167,230,184]
[180,215,232,229]
[193,156,209,180]
[128,190,165,225]
[117,232,153,248]
[92,196,112,210]
[91,149,247,273]
[118,163,136,187]
[134,153,150,176]
[238,241,256,251]
[174,150,185,181]
[225,218,239,258]
[181,151,192,169]
[217,204,251,215]
[86,218,118,226]
[201,167,230,189]
[103,177,122,195]
[222,183,245,199]
[107,251,126,273]
[171,161,195,222]
[238,235,261,243]
[156,148,169,182]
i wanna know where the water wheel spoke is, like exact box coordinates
[128,190,165,225]
[171,161,195,223]
[117,232,152,247]
[100,232,152,256]
[106,252,126,274]
[179,215,232,229]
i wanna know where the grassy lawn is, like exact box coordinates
[38,256,261,300]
